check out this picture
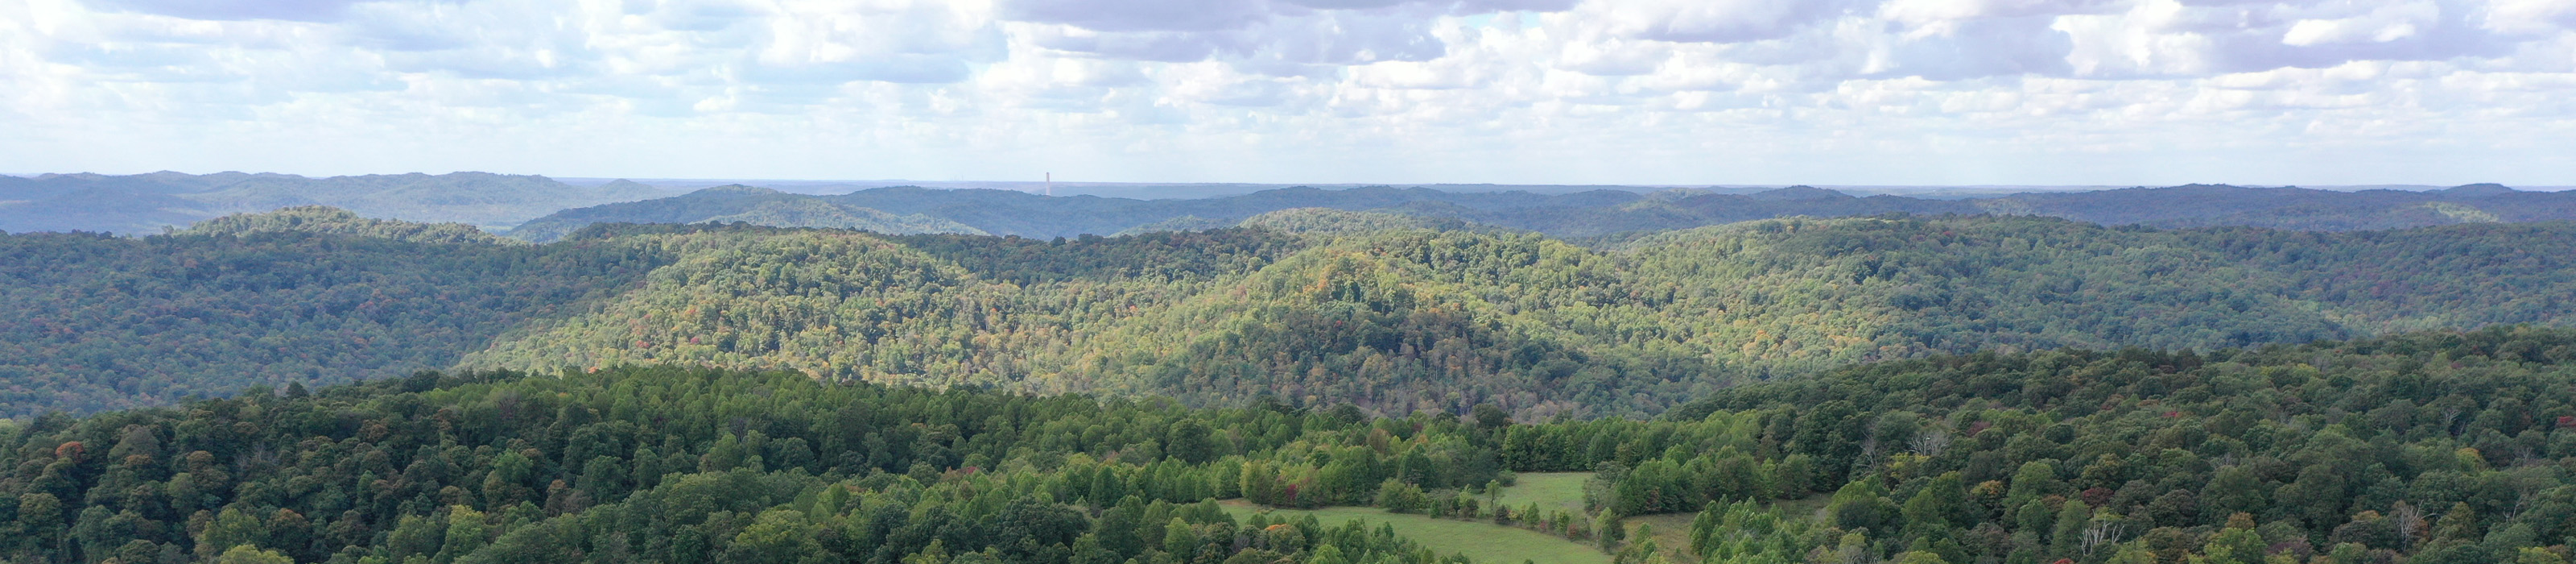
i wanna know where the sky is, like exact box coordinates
[2,0,2572,186]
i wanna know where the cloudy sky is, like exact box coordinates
[3,0,2572,185]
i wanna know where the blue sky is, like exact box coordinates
[3,0,2572,185]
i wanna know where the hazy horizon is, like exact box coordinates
[13,169,2574,200]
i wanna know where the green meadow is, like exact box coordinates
[1219,501,1613,564]
[1219,472,1821,563]
[1493,472,1591,515]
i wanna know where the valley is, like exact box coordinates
[3,185,2575,564]
[23,0,2576,561]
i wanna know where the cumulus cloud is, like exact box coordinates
[1001,0,1269,32]
[1,0,2572,185]
[1583,0,1860,44]
[85,0,382,22]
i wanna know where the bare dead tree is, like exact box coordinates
[2080,520,2128,557]
[2392,501,2424,549]
[1851,436,1882,475]
[1911,429,1952,458]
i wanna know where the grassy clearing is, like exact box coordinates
[1399,472,1824,563]
[1624,513,1697,562]
[1770,494,1831,521]
[1219,500,1612,564]
[1624,495,1830,562]
[1494,472,1591,515]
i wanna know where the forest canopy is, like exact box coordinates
[2,326,2573,564]
[4,211,2574,419]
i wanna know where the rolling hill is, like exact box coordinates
[6,208,2574,420]
[502,185,985,242]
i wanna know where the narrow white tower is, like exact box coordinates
[1046,172,1054,197]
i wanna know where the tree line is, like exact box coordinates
[6,326,2576,563]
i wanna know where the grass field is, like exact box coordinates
[1624,513,1697,561]
[1282,472,1821,563]
[1625,494,1830,562]
[1219,500,1612,564]
[1494,472,1591,515]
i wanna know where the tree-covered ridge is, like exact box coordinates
[453,229,1042,384]
[453,224,1306,393]
[181,207,514,246]
[7,329,2576,564]
[0,217,1311,419]
[505,186,984,243]
[0,365,1506,564]
[1066,228,1702,417]
[1056,216,2576,417]
[6,212,2576,418]
[1587,325,2576,564]
[0,228,670,418]
[1228,209,1479,236]
[882,229,1302,286]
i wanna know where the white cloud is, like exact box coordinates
[2484,0,2576,35]
[1583,0,1859,44]
[2279,2,2437,46]
[85,0,382,22]
[1,0,2572,185]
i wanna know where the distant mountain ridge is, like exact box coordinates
[10,171,2571,238]
[505,184,985,241]
[511,181,2575,240]
[0,171,675,234]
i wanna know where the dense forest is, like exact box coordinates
[9,180,2576,564]
[0,209,674,417]
[3,327,2573,564]
[336,212,2576,417]
[4,209,2574,419]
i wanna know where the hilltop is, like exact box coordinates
[5,209,2573,418]
[503,185,985,242]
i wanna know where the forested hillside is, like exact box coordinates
[0,222,672,417]
[476,214,2576,417]
[1623,326,2576,564]
[6,209,2575,419]
[180,207,514,246]
[502,186,984,243]
[3,328,2573,564]
[0,366,1488,564]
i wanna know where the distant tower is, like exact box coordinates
[1046,172,1054,197]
